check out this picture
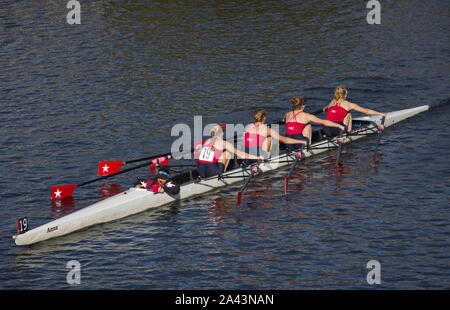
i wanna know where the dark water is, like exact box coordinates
[1,0,449,289]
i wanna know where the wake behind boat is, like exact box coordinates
[12,105,429,246]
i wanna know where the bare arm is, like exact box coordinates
[349,102,386,117]
[223,140,262,160]
[307,114,345,130]
[268,127,307,145]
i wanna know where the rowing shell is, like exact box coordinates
[12,105,429,246]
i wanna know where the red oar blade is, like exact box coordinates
[98,161,125,176]
[50,184,78,200]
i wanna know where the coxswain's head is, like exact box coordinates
[291,96,306,111]
[334,86,348,101]
[253,109,267,123]
[156,169,171,184]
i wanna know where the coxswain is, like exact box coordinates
[322,86,386,137]
[284,96,344,150]
[135,168,180,195]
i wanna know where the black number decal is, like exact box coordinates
[17,217,28,234]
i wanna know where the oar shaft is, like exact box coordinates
[167,164,197,168]
[335,130,345,166]
[374,116,386,153]
[78,161,150,187]
[124,149,188,164]
[287,156,300,179]
[236,165,259,205]
[240,170,255,192]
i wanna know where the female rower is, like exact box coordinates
[322,86,386,137]
[243,109,308,165]
[196,124,263,178]
[284,96,345,149]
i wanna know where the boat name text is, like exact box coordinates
[47,226,58,233]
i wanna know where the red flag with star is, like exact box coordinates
[97,161,125,176]
[50,185,78,201]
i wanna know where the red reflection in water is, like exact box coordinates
[50,197,76,218]
[99,183,123,200]
[48,184,124,218]
[208,196,228,222]
[244,179,273,204]
[371,152,383,174]
[322,161,352,193]
[283,167,310,194]
[207,196,245,230]
[206,181,274,224]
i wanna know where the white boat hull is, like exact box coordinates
[13,105,429,246]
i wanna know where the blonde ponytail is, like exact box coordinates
[253,109,267,122]
[209,124,223,147]
[333,86,347,102]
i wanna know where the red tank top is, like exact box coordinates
[243,124,266,147]
[285,111,307,135]
[326,102,349,122]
